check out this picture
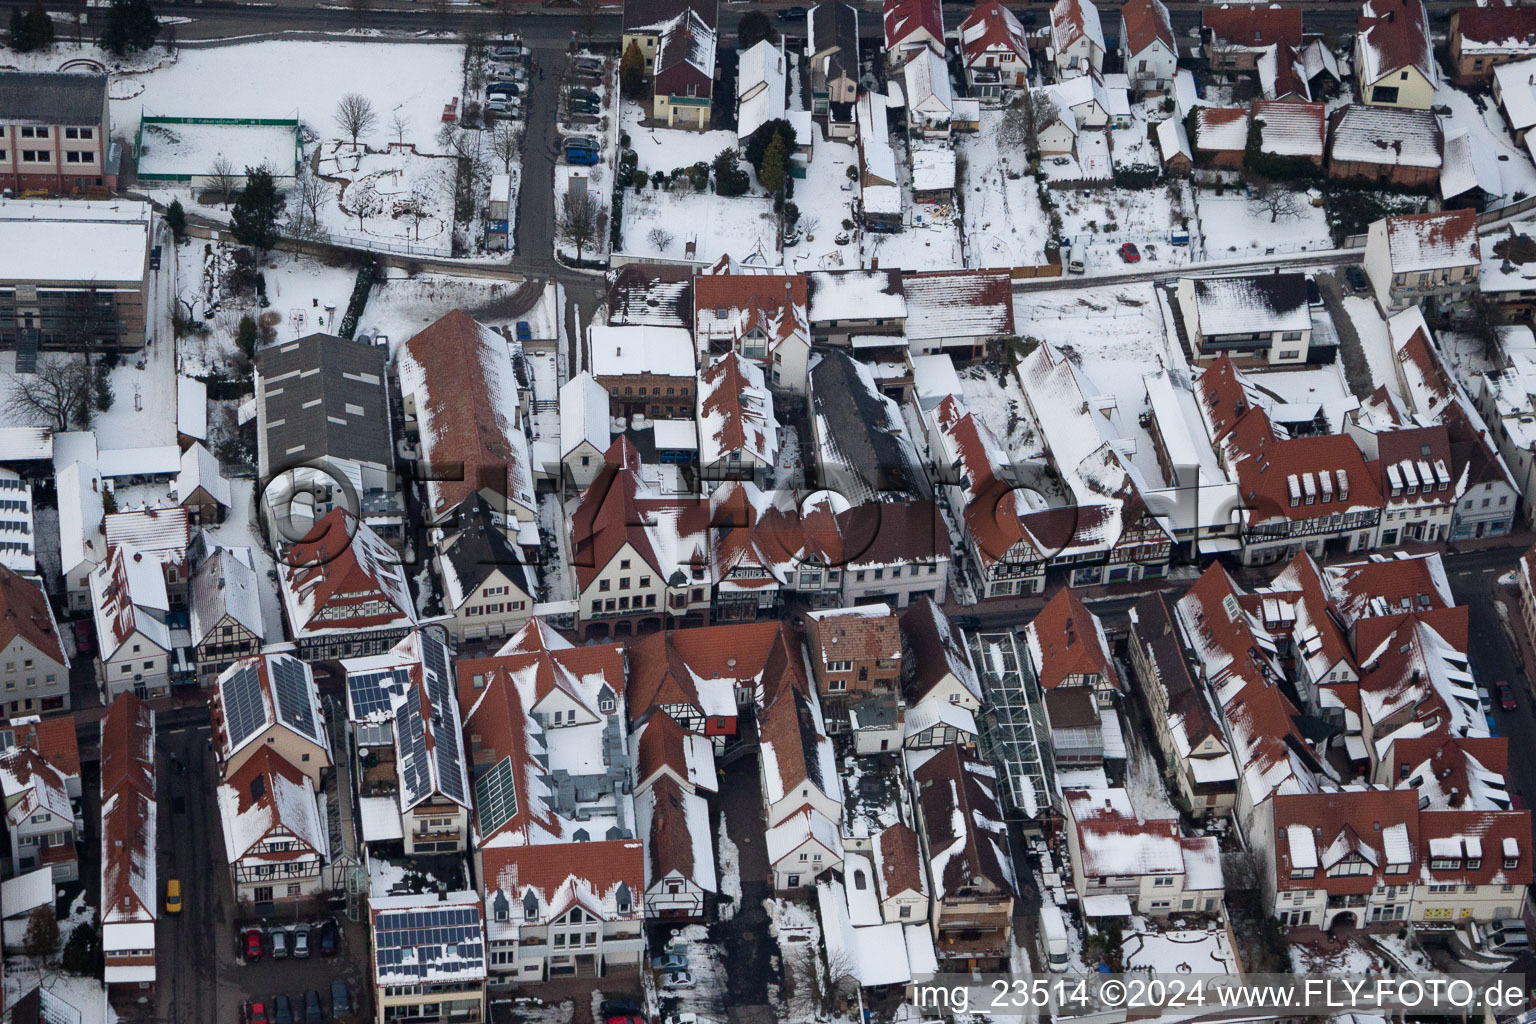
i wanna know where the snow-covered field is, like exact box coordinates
[784,139,860,272]
[136,119,299,181]
[111,41,464,152]
[958,116,1049,268]
[316,143,458,254]
[1196,190,1332,258]
[864,214,962,271]
[619,189,779,267]
[1056,184,1193,273]
[623,103,738,176]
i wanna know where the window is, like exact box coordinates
[1152,876,1174,887]
[799,852,809,861]
[20,151,46,163]
[1373,85,1399,103]
[19,127,47,139]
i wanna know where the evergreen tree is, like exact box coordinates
[620,40,645,99]
[29,1,53,47]
[230,166,283,255]
[758,133,788,197]
[236,314,258,358]
[9,7,29,51]
[164,197,185,239]
[101,0,159,55]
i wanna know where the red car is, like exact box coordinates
[247,1002,269,1024]
[606,1017,645,1024]
[242,929,264,961]
[1498,681,1518,711]
[1118,242,1141,263]
[71,619,93,656]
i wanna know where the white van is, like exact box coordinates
[1067,244,1086,274]
[1038,905,1071,973]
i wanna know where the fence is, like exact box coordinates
[304,226,453,259]
[1009,263,1064,280]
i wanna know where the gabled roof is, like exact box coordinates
[1324,552,1452,626]
[873,821,927,900]
[1193,106,1250,152]
[0,746,71,826]
[1051,0,1105,54]
[809,2,860,84]
[1454,5,1536,52]
[883,0,943,52]
[1328,104,1443,168]
[217,745,329,863]
[636,773,715,892]
[177,442,231,509]
[626,621,793,722]
[559,372,612,461]
[633,710,718,794]
[902,271,1014,341]
[1357,0,1434,85]
[623,0,716,33]
[90,544,171,660]
[900,597,983,705]
[278,508,417,637]
[437,497,534,613]
[959,1,1029,66]
[0,72,107,124]
[4,716,81,779]
[698,352,778,468]
[482,840,644,925]
[393,664,471,814]
[810,351,930,501]
[189,546,264,648]
[1383,210,1481,273]
[399,310,537,522]
[1252,99,1326,158]
[1202,5,1302,51]
[913,745,1015,899]
[1023,588,1121,691]
[100,693,155,926]
[737,39,788,141]
[213,652,332,763]
[0,564,68,668]
[759,684,839,810]
[1121,0,1174,57]
[655,5,718,87]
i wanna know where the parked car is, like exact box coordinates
[599,998,643,1017]
[1306,277,1323,307]
[569,87,598,103]
[487,82,520,99]
[485,98,520,118]
[1489,920,1529,953]
[272,996,294,1024]
[317,918,339,957]
[302,991,323,1024]
[1499,681,1518,710]
[164,879,182,915]
[1479,686,1493,712]
[243,929,264,961]
[330,980,353,1018]
[1118,242,1141,263]
[606,1017,644,1024]
[71,619,93,655]
[661,971,696,990]
[776,5,807,20]
[564,137,600,166]
[292,924,311,959]
[650,952,687,971]
[269,927,290,959]
[1344,265,1368,292]
[490,44,526,60]
[516,321,532,341]
[247,1003,270,1024]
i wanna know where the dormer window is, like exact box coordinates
[616,882,632,914]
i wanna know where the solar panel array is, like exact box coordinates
[434,706,467,805]
[421,633,451,707]
[473,756,519,834]
[348,667,411,721]
[397,692,432,806]
[374,906,484,981]
[271,656,318,739]
[221,664,267,749]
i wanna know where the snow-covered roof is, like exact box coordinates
[0,200,150,284]
[100,693,155,930]
[806,269,907,323]
[910,147,956,192]
[737,39,788,140]
[1384,210,1480,273]
[1357,0,1434,87]
[0,427,52,463]
[698,351,778,468]
[884,0,944,51]
[398,310,536,522]
[1121,0,1174,58]
[1190,274,1312,336]
[0,867,53,921]
[392,636,470,814]
[177,375,207,442]
[1156,116,1192,164]
[214,652,331,761]
[97,445,180,479]
[959,1,1029,67]
[588,324,696,378]
[1497,56,1536,132]
[1253,99,1325,157]
[177,442,231,509]
[1194,106,1249,151]
[856,92,897,185]
[1454,5,1536,55]
[1329,104,1442,168]
[90,544,171,660]
[371,891,485,986]
[216,746,329,863]
[189,546,263,647]
[360,794,405,841]
[816,879,916,988]
[1442,128,1503,202]
[765,806,842,864]
[903,272,1013,341]
[278,508,417,638]
[1051,0,1105,55]
[559,371,612,460]
[902,47,952,120]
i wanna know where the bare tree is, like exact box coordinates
[1003,88,1061,158]
[348,0,366,25]
[209,154,237,208]
[290,170,331,235]
[390,110,410,146]
[824,947,859,1009]
[490,122,520,173]
[350,180,383,231]
[558,189,598,261]
[462,28,488,94]
[397,186,434,240]
[6,357,94,431]
[1249,182,1303,223]
[647,226,674,251]
[335,93,377,149]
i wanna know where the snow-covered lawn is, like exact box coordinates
[359,272,529,353]
[1196,190,1332,258]
[315,143,458,255]
[618,189,780,266]
[864,215,962,271]
[111,41,464,153]
[622,102,738,176]
[1111,111,1160,171]
[1123,923,1238,977]
[784,139,860,272]
[1055,183,1193,273]
[2,965,114,1024]
[958,114,1049,268]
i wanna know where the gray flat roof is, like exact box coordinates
[0,71,106,125]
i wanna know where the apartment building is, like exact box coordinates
[0,72,115,193]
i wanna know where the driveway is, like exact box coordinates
[708,734,775,1018]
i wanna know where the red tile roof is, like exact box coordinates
[883,0,943,51]
[1025,588,1120,691]
[958,1,1029,66]
[625,621,797,722]
[1122,0,1174,57]
[482,839,644,921]
[1202,6,1302,50]
[0,566,68,668]
[874,821,926,899]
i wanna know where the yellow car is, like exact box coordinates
[165,879,182,915]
